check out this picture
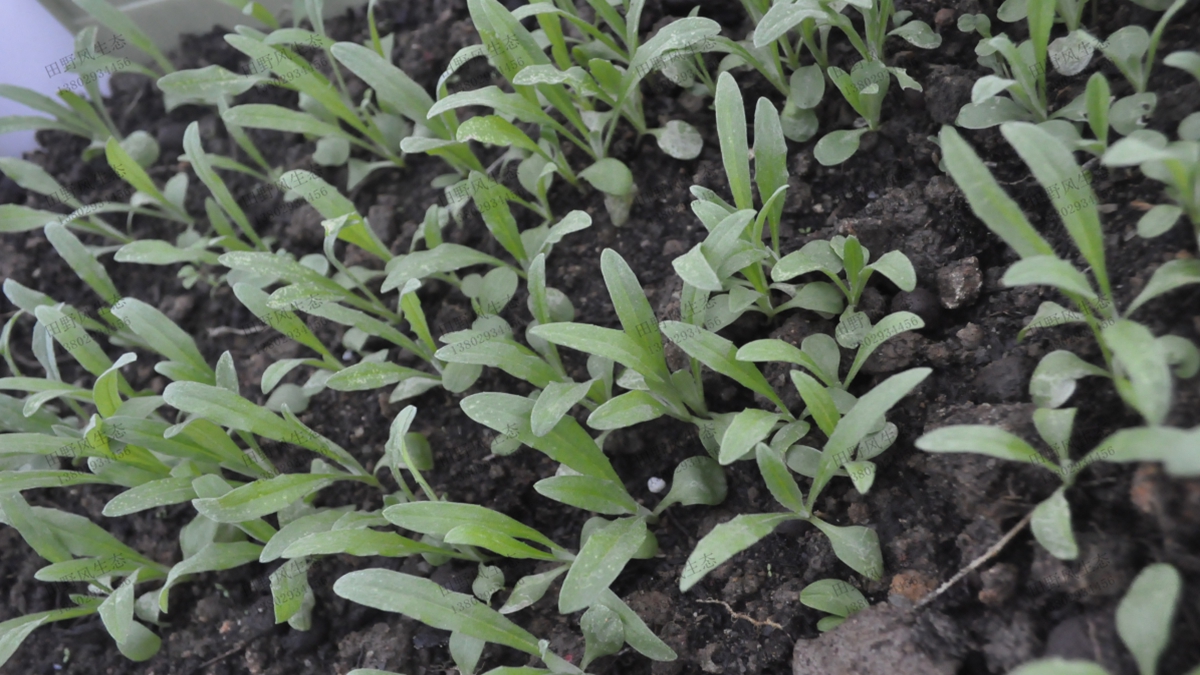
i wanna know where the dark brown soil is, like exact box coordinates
[2,0,1199,674]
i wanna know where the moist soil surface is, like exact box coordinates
[2,0,1200,674]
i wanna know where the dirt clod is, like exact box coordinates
[791,604,963,675]
[937,256,982,309]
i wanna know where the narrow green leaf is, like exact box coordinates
[333,570,541,655]
[1103,320,1172,425]
[1001,122,1108,296]
[939,127,1054,258]
[383,501,561,552]
[755,443,805,512]
[812,369,929,506]
[680,513,794,592]
[281,529,448,558]
[790,371,839,437]
[600,249,668,378]
[1117,563,1181,675]
[192,474,334,523]
[534,475,639,515]
[586,390,667,430]
[719,408,782,464]
[531,380,593,436]
[1031,488,1078,559]
[660,321,787,413]
[158,542,262,611]
[716,72,752,210]
[559,517,647,613]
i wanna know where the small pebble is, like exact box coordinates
[648,477,666,493]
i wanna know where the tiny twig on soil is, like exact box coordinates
[697,598,791,638]
[915,509,1035,610]
[207,325,268,337]
[187,627,274,675]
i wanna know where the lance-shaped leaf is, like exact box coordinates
[1098,426,1200,475]
[999,125,1106,296]
[382,244,507,291]
[718,408,782,464]
[1030,350,1110,408]
[661,321,787,413]
[43,221,120,307]
[939,127,1055,258]
[334,570,541,654]
[102,477,198,517]
[182,122,260,247]
[756,443,805,513]
[559,517,647,613]
[443,525,558,560]
[534,475,639,515]
[461,392,620,482]
[330,41,453,140]
[586,390,667,430]
[737,339,837,387]
[916,425,1048,464]
[500,565,569,614]
[277,170,390,260]
[192,474,335,522]
[34,305,112,378]
[1002,256,1098,301]
[1126,259,1200,315]
[529,324,669,391]
[1116,563,1181,675]
[281,529,451,558]
[104,138,189,222]
[680,513,795,592]
[384,501,563,553]
[1103,320,1172,426]
[790,371,839,437]
[810,368,930,508]
[111,298,210,379]
[531,380,594,436]
[715,72,752,210]
[1031,488,1078,560]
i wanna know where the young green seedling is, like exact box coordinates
[680,368,930,590]
[425,0,718,223]
[940,123,1200,425]
[1102,128,1200,246]
[1080,0,1188,93]
[800,578,870,631]
[917,406,1120,559]
[771,234,917,346]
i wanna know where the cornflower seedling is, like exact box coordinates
[423,0,719,224]
[917,406,1119,559]
[800,578,869,631]
[737,0,933,153]
[771,234,917,347]
[0,2,168,160]
[679,368,930,590]
[1080,0,1188,94]
[0,158,136,243]
[958,0,1082,128]
[214,0,483,184]
[939,124,1200,426]
[1101,127,1200,246]
[672,72,789,319]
